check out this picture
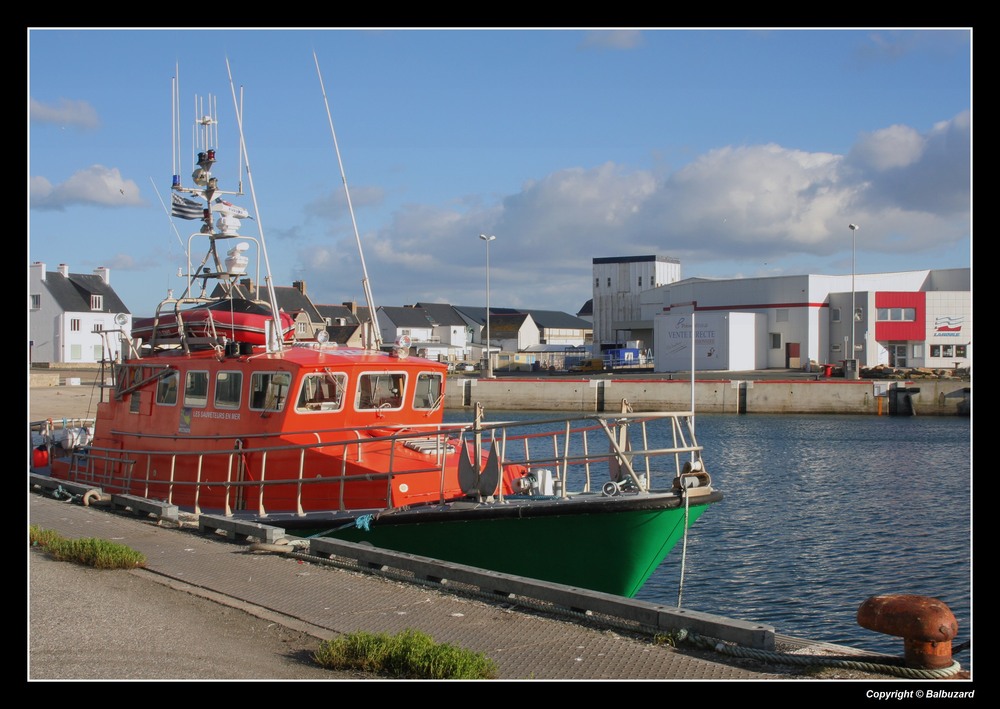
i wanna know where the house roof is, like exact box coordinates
[324,323,364,345]
[452,305,590,331]
[522,309,592,330]
[413,302,467,327]
[378,305,436,329]
[488,312,533,336]
[41,270,129,315]
[213,282,323,322]
[315,304,361,325]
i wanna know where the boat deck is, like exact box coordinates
[28,485,921,681]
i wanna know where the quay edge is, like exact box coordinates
[444,375,971,416]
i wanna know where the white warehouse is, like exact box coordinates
[590,257,970,373]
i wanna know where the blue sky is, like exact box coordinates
[28,28,971,319]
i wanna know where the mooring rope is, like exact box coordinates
[674,629,965,679]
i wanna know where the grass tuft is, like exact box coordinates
[29,524,147,569]
[314,628,499,679]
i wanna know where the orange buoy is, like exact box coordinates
[857,594,958,669]
[32,445,49,469]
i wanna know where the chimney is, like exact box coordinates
[57,263,69,277]
[240,278,256,297]
[93,266,110,284]
[343,301,357,314]
[293,280,306,295]
[31,261,46,282]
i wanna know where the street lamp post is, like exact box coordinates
[479,233,496,378]
[849,223,859,378]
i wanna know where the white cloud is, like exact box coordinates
[580,30,644,51]
[290,111,970,314]
[30,97,100,130]
[30,165,144,210]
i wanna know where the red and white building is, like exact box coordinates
[599,266,970,372]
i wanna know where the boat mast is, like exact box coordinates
[226,58,285,352]
[313,52,383,350]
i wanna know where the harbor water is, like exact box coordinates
[446,410,972,657]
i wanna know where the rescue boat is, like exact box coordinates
[29,64,721,598]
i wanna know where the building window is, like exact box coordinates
[956,345,967,357]
[91,295,103,310]
[31,294,40,309]
[876,308,915,322]
[930,345,956,358]
[296,320,308,336]
[638,276,642,287]
[770,333,781,349]
[831,308,841,323]
[595,278,599,288]
[92,323,103,333]
[607,278,611,287]
[70,344,82,360]
[776,309,788,323]
[70,318,81,332]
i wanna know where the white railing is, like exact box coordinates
[30,409,708,518]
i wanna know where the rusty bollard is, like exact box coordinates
[857,594,958,669]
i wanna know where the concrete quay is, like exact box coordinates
[30,488,935,683]
[446,371,971,416]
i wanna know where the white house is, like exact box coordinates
[29,262,131,364]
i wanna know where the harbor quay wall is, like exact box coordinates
[445,376,971,416]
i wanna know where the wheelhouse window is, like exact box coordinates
[184,371,209,407]
[156,370,179,406]
[250,371,292,412]
[215,371,243,409]
[413,372,443,410]
[296,371,347,412]
[356,372,406,410]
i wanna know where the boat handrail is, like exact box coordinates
[39,409,707,519]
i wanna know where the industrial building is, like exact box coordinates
[590,256,970,374]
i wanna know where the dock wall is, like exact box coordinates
[445,377,971,416]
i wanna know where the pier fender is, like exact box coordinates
[32,445,49,469]
[674,460,712,491]
[857,594,958,669]
[81,489,109,507]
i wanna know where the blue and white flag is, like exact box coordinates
[171,193,204,220]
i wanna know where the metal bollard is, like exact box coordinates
[857,594,958,669]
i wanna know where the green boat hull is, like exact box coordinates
[312,496,715,598]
